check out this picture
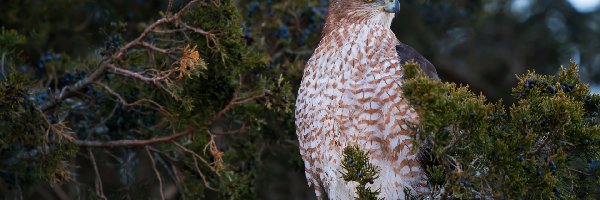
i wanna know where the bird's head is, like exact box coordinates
[329,0,401,14]
[324,0,401,33]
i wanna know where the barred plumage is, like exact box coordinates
[295,0,438,199]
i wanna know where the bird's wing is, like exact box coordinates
[395,42,440,80]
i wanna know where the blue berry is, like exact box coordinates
[553,187,561,197]
[549,161,556,173]
[19,65,28,72]
[38,60,45,69]
[459,179,473,187]
[110,34,121,46]
[547,86,557,94]
[44,52,52,62]
[312,7,328,15]
[524,79,537,89]
[588,160,600,171]
[560,83,575,92]
[308,15,316,23]
[277,25,290,40]
[247,1,259,15]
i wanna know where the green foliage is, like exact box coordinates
[341,145,383,200]
[219,170,257,200]
[0,27,26,51]
[0,0,295,198]
[403,61,600,199]
[426,165,446,187]
[0,29,77,186]
[2,0,598,199]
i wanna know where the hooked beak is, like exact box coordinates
[383,0,401,13]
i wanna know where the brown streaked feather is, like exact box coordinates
[396,42,440,80]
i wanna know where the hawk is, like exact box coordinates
[295,0,439,199]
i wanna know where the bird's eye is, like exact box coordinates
[365,0,374,2]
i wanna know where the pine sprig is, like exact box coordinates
[341,145,383,200]
[402,60,600,199]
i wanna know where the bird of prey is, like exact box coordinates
[294,0,439,199]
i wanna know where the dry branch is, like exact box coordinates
[40,0,209,112]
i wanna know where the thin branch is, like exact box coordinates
[172,141,213,169]
[527,133,552,156]
[193,156,218,191]
[50,185,70,200]
[146,147,185,196]
[41,0,204,112]
[88,148,107,200]
[444,130,462,152]
[140,42,170,54]
[146,146,165,200]
[74,79,263,148]
[207,77,244,123]
[233,92,266,105]
[107,63,172,84]
[153,28,185,34]
[112,0,201,59]
[210,121,249,136]
[568,167,591,176]
[166,0,174,14]
[172,141,219,191]
[41,61,108,111]
[180,22,217,42]
[75,128,194,147]
[95,82,172,117]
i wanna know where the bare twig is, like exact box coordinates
[153,28,185,35]
[172,141,219,191]
[568,167,591,176]
[207,77,257,124]
[88,148,107,200]
[210,121,249,135]
[140,42,170,54]
[166,0,174,14]
[146,146,166,200]
[95,82,172,117]
[527,133,552,156]
[41,0,205,112]
[233,92,266,105]
[41,61,108,111]
[113,0,201,59]
[172,141,213,170]
[180,22,217,42]
[50,185,70,200]
[73,87,261,147]
[107,63,175,84]
[444,130,462,152]
[75,128,194,147]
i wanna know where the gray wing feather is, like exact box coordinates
[396,42,440,80]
